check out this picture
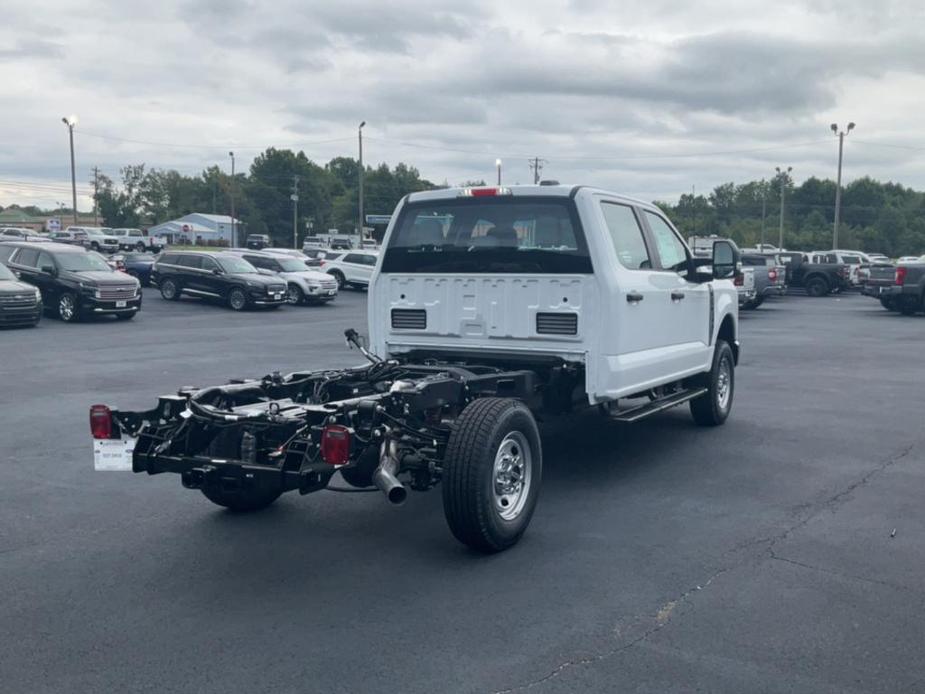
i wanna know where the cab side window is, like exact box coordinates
[15,248,40,267]
[177,255,202,269]
[644,211,689,271]
[37,251,54,270]
[200,256,219,272]
[600,202,650,270]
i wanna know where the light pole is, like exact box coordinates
[61,115,78,224]
[831,122,855,249]
[495,159,502,185]
[358,121,366,240]
[775,166,792,250]
[760,180,767,249]
[228,151,236,247]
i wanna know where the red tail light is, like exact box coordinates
[768,269,778,281]
[733,273,744,286]
[90,404,113,439]
[896,267,907,285]
[320,425,351,465]
[459,187,513,198]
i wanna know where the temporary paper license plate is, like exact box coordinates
[93,437,136,471]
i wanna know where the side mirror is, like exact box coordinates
[212,268,223,275]
[712,240,740,280]
[41,264,57,276]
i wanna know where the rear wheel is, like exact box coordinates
[160,278,180,300]
[805,276,829,297]
[227,287,248,311]
[880,297,896,311]
[442,398,542,553]
[57,292,80,322]
[898,296,921,316]
[690,340,735,426]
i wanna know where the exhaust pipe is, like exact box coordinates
[374,440,407,505]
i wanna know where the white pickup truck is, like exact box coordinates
[91,184,740,553]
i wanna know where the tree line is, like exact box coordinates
[654,172,925,256]
[91,148,438,244]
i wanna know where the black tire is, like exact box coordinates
[898,296,921,316]
[329,270,346,289]
[690,340,735,427]
[287,284,304,305]
[160,278,180,300]
[200,429,282,511]
[805,276,829,297]
[90,242,100,252]
[880,297,896,311]
[227,287,248,311]
[115,312,136,321]
[201,485,281,512]
[135,242,146,252]
[442,398,542,553]
[57,292,80,322]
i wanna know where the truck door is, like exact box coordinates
[598,200,672,393]
[641,210,712,373]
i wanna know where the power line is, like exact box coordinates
[76,130,356,151]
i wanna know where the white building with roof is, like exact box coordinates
[148,213,243,246]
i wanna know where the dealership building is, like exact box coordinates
[147,213,242,245]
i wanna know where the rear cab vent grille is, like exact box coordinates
[391,308,427,330]
[536,312,578,335]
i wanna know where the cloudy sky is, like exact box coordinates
[2,0,924,212]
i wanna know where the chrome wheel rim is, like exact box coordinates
[59,295,75,320]
[492,432,532,521]
[162,281,175,299]
[287,286,301,304]
[230,291,246,310]
[716,356,732,410]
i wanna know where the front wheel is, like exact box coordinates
[442,398,542,553]
[227,287,248,311]
[287,284,304,305]
[329,270,346,289]
[57,292,80,322]
[690,340,735,426]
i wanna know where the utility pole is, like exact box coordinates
[760,181,767,248]
[775,166,792,250]
[291,174,300,250]
[528,157,546,184]
[228,151,236,247]
[358,121,366,240]
[831,122,855,249]
[61,116,78,224]
[91,166,100,225]
[495,159,502,185]
[691,185,696,235]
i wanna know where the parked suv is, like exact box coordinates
[245,234,270,250]
[152,250,288,310]
[67,227,120,253]
[323,250,379,289]
[111,228,162,252]
[1,227,47,242]
[0,261,42,327]
[49,229,90,247]
[232,250,338,305]
[0,241,141,321]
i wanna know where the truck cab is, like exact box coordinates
[369,185,739,405]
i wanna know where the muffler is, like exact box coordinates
[374,440,407,505]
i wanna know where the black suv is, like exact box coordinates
[152,251,287,310]
[0,261,42,327]
[0,242,141,322]
[246,234,270,250]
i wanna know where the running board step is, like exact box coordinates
[607,388,708,423]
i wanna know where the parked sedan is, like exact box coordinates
[0,262,42,327]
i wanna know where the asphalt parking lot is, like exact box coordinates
[2,290,924,693]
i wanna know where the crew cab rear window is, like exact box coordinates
[600,202,650,270]
[382,197,591,274]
